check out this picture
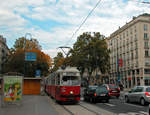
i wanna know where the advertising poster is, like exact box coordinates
[3,76,22,102]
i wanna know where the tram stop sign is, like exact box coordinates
[25,52,37,61]
[35,70,41,77]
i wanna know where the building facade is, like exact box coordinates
[0,35,9,74]
[107,13,150,89]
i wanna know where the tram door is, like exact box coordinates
[55,74,61,100]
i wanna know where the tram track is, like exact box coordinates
[62,103,100,115]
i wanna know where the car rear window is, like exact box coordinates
[109,84,118,89]
[146,87,150,92]
[89,86,97,90]
[96,87,108,93]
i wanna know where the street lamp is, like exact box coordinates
[24,33,32,77]
[24,33,32,49]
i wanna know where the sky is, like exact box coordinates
[0,0,150,58]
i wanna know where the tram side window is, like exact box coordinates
[52,77,55,85]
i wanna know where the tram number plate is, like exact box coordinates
[68,98,74,100]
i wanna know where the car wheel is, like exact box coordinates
[140,98,145,106]
[90,98,95,103]
[116,96,119,99]
[90,98,93,103]
[83,97,86,101]
[106,99,109,103]
[125,96,129,103]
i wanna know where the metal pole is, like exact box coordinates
[24,33,32,77]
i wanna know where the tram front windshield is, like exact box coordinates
[62,76,80,86]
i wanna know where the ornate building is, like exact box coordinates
[107,13,150,89]
[0,35,9,74]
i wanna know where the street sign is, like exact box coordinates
[35,70,41,77]
[25,52,37,61]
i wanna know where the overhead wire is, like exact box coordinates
[65,0,102,46]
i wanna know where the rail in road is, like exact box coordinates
[48,95,149,115]
[48,96,114,115]
[62,104,98,115]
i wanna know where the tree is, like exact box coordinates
[51,52,65,72]
[3,37,52,77]
[13,37,42,51]
[68,32,110,80]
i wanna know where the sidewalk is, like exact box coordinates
[0,95,59,115]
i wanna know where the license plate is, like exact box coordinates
[100,94,106,96]
[112,91,117,92]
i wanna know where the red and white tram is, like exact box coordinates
[45,67,81,102]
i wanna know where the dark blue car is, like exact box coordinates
[83,85,110,103]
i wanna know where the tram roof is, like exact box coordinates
[56,67,79,73]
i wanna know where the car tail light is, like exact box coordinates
[107,87,109,90]
[118,87,120,91]
[94,93,97,96]
[145,92,150,96]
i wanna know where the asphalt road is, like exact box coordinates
[0,95,59,115]
[90,98,149,115]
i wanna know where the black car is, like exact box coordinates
[83,85,110,103]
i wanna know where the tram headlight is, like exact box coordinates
[70,91,73,94]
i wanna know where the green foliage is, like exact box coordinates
[3,37,51,77]
[13,37,42,51]
[51,52,65,72]
[67,32,110,77]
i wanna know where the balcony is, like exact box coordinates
[144,37,149,40]
[145,62,150,66]
[144,46,149,49]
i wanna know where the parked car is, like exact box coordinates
[102,84,120,98]
[83,85,110,103]
[124,86,150,105]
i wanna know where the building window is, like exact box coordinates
[136,69,139,74]
[144,33,148,39]
[126,30,128,37]
[144,69,150,74]
[130,28,132,34]
[145,79,150,86]
[131,52,134,60]
[144,42,149,48]
[144,24,148,31]
[145,50,149,57]
[134,26,136,32]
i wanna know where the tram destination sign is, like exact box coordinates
[65,72,77,76]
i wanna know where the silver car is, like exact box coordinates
[124,86,150,105]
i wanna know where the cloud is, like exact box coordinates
[0,0,149,58]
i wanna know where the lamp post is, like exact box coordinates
[24,33,32,77]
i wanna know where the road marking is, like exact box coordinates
[103,103,115,107]
[124,103,143,108]
[139,111,148,114]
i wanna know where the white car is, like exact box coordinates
[124,86,150,105]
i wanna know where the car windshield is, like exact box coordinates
[96,87,108,93]
[89,86,97,90]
